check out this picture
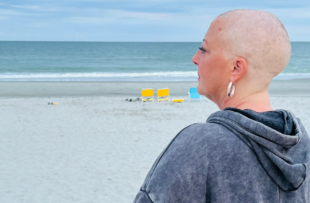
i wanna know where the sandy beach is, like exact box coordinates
[2,80,310,203]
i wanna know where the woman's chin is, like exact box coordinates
[196,85,203,95]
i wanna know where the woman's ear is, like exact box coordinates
[230,57,247,82]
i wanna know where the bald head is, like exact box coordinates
[213,9,291,87]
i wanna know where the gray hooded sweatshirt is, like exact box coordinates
[134,108,310,203]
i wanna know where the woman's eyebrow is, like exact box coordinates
[202,39,208,45]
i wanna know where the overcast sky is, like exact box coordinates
[0,0,309,41]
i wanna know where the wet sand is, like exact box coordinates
[1,79,310,98]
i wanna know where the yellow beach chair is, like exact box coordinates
[157,88,170,102]
[141,88,154,102]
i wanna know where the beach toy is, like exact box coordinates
[172,99,184,103]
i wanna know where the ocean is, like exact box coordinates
[0,41,309,81]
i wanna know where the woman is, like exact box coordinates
[134,9,310,203]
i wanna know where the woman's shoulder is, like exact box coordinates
[166,122,244,155]
[178,122,239,142]
[140,123,251,195]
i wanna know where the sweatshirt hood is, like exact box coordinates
[206,108,308,191]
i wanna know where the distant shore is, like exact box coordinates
[1,78,310,97]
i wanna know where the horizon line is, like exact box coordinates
[0,40,309,43]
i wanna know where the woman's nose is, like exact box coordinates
[192,51,199,65]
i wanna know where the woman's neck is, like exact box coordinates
[219,90,273,112]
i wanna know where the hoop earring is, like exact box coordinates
[227,82,235,97]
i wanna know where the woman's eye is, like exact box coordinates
[199,47,207,53]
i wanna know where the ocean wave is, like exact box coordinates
[274,73,310,79]
[1,72,310,81]
[0,71,198,79]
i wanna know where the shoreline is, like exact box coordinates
[1,78,310,97]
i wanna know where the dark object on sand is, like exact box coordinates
[126,98,140,102]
